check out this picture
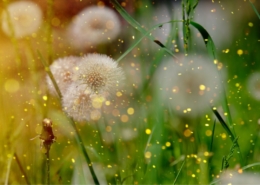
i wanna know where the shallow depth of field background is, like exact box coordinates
[1,0,260,184]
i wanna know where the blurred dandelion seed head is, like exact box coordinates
[67,6,121,49]
[216,170,260,185]
[62,83,102,122]
[247,72,260,100]
[1,1,43,38]
[154,55,223,117]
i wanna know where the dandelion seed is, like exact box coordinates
[67,6,121,49]
[46,56,80,96]
[1,1,43,38]
[75,54,124,95]
[62,83,104,122]
[154,55,223,117]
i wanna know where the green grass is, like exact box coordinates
[1,0,260,184]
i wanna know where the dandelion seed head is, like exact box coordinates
[216,170,260,185]
[67,6,121,49]
[1,1,43,38]
[154,55,223,117]
[76,54,124,95]
[46,56,80,96]
[247,72,260,100]
[62,83,104,122]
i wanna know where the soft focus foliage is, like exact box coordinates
[1,0,260,185]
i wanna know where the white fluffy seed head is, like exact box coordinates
[46,56,80,96]
[1,1,43,38]
[67,5,121,49]
[216,170,260,185]
[75,53,124,95]
[154,55,223,117]
[62,83,105,122]
[247,72,260,100]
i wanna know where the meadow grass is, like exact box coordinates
[1,0,260,185]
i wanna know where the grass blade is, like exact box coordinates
[190,21,217,60]
[116,20,181,63]
[46,0,54,65]
[14,152,31,185]
[37,51,100,185]
[111,0,181,58]
[173,159,185,185]
[144,125,156,154]
[221,137,239,170]
[191,20,244,165]
[212,108,234,141]
[242,162,260,170]
[209,120,216,152]
[4,153,13,185]
[249,1,260,19]
[37,50,62,98]
[190,21,236,136]
[212,108,244,166]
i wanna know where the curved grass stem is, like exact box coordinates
[38,51,100,185]
[14,152,31,185]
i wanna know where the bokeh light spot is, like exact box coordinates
[127,107,134,115]
[43,95,48,101]
[205,130,212,136]
[5,79,19,93]
[199,84,206,90]
[184,129,193,137]
[237,49,243,56]
[121,114,129,122]
[145,151,151,159]
[145,129,151,135]
[116,91,122,97]
[165,142,171,147]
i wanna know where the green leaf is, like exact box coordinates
[37,50,62,99]
[249,1,260,19]
[190,21,244,165]
[242,162,260,170]
[209,120,216,152]
[190,21,217,59]
[173,159,185,185]
[212,109,234,141]
[111,0,181,59]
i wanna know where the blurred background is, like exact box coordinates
[1,0,260,184]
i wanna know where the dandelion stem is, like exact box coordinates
[37,52,100,185]
[14,152,31,185]
[46,149,50,185]
[37,51,62,98]
[68,118,100,185]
